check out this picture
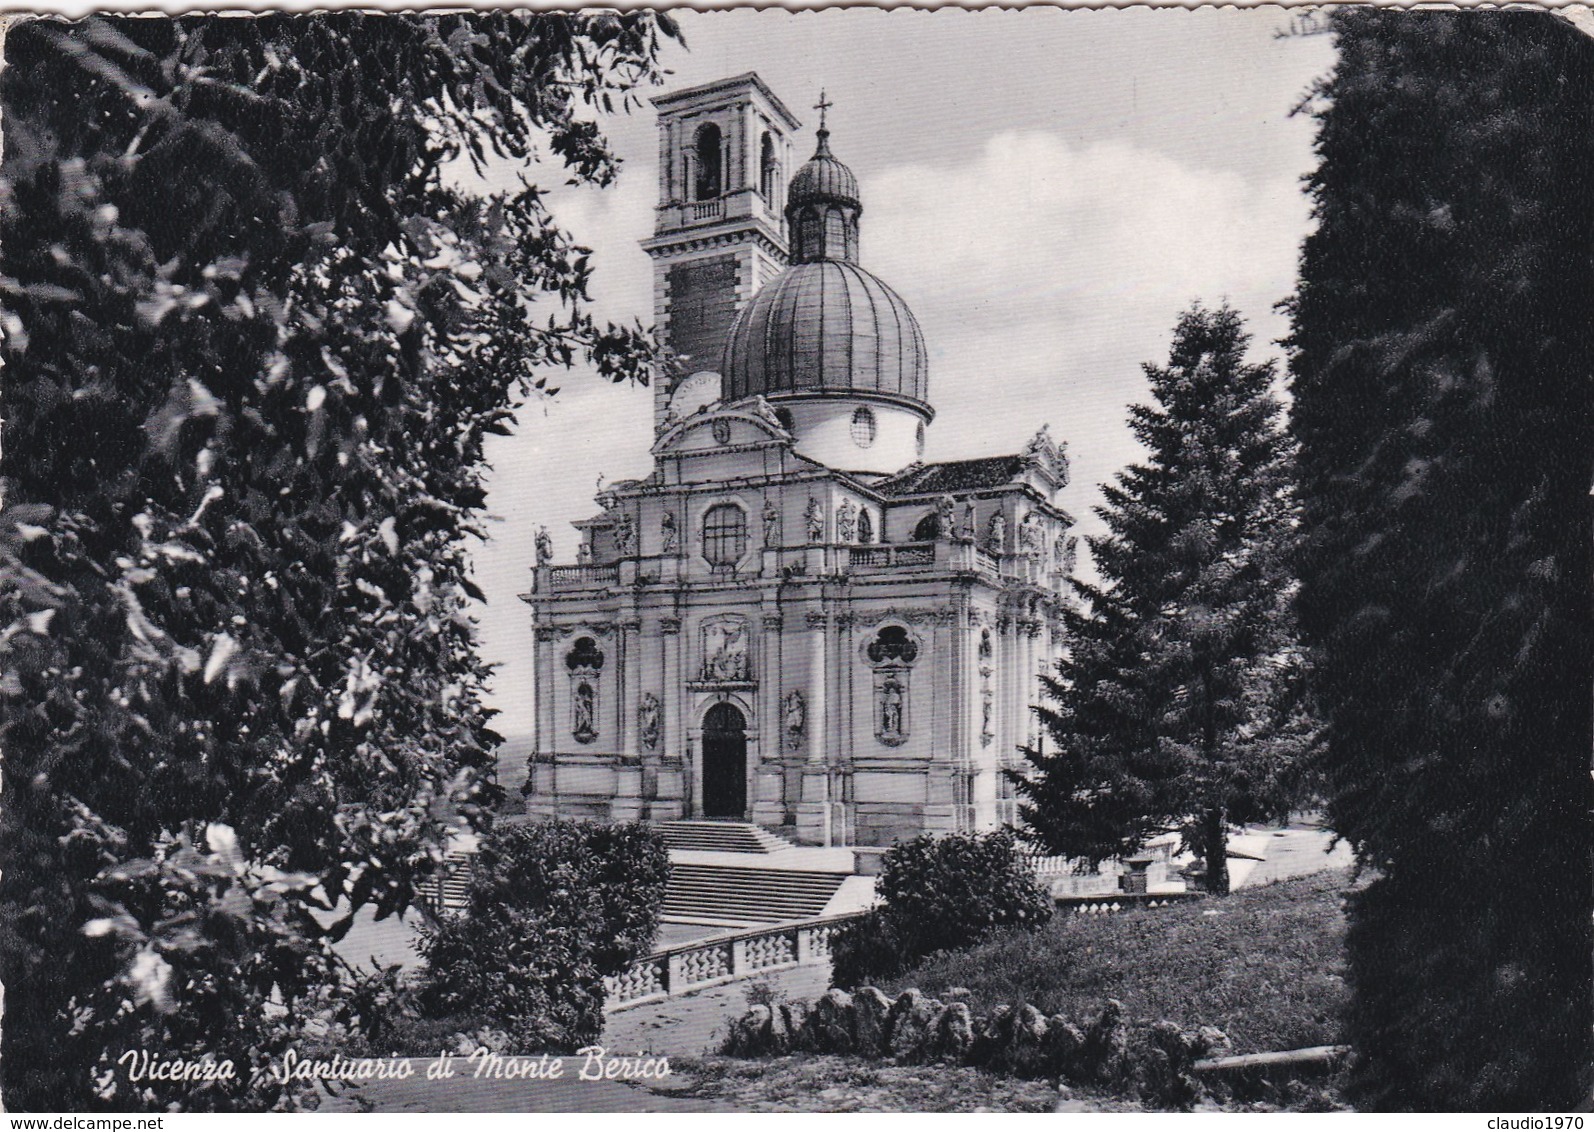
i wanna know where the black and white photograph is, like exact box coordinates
[1,3,1590,1116]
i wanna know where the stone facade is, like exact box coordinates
[522,74,1076,848]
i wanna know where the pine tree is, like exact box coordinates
[0,13,672,1111]
[1014,303,1303,894]
[1288,9,1594,1109]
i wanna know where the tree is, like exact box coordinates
[416,820,669,1051]
[1287,10,1594,1110]
[0,12,674,1111]
[1013,303,1304,894]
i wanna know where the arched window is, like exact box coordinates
[693,122,723,201]
[912,512,939,541]
[798,208,822,258]
[760,132,778,201]
[857,508,874,544]
[851,406,877,448]
[824,207,847,256]
[702,503,748,571]
[916,420,926,456]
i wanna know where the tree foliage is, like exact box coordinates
[0,12,674,1110]
[1013,304,1306,893]
[830,829,1052,988]
[416,820,669,1051]
[1287,10,1594,1110]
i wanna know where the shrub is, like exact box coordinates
[832,829,1051,988]
[416,819,668,1051]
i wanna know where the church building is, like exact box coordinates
[522,73,1077,849]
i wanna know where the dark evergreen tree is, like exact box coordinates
[1014,303,1303,894]
[0,13,672,1110]
[1287,9,1594,1110]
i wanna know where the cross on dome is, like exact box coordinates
[814,89,833,130]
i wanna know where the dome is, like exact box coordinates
[720,259,931,414]
[788,131,860,209]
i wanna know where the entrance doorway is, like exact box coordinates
[701,702,748,818]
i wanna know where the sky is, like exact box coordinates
[473,8,1338,739]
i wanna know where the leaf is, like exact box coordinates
[203,633,239,685]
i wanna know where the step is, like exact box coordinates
[661,862,850,924]
[658,820,796,855]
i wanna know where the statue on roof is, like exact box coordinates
[535,526,553,566]
[805,497,825,543]
[752,395,785,431]
[1022,424,1070,488]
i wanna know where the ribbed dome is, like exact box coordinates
[720,260,930,413]
[788,132,860,209]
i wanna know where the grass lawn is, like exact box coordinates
[876,867,1359,1055]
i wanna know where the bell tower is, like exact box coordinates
[641,73,800,431]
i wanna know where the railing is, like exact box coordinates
[549,564,618,587]
[1056,891,1204,915]
[974,548,1000,574]
[604,912,866,1013]
[415,854,473,914]
[1022,854,1083,877]
[688,199,724,222]
[848,543,937,571]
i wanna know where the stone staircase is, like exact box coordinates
[657,821,854,926]
[662,862,851,925]
[658,820,796,855]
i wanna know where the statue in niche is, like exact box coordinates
[614,510,635,556]
[702,618,749,682]
[1061,535,1079,576]
[937,495,956,541]
[986,512,1006,553]
[535,525,553,566]
[639,693,661,751]
[784,689,806,750]
[1018,512,1041,555]
[979,628,993,660]
[857,508,874,544]
[960,500,977,542]
[661,510,678,553]
[981,692,994,747]
[880,679,905,740]
[805,497,825,543]
[573,681,597,743]
[762,497,780,544]
[837,498,857,542]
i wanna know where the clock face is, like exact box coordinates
[668,370,722,418]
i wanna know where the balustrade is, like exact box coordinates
[603,912,867,1012]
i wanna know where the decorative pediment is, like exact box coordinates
[1021,424,1071,489]
[651,398,793,459]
